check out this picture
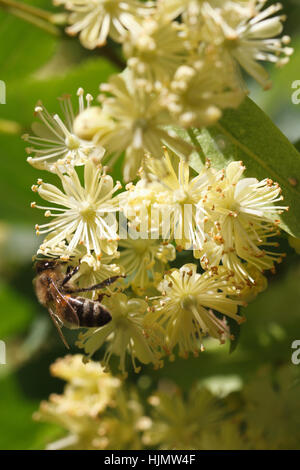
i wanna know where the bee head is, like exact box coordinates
[35,260,58,273]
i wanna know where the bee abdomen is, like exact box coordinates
[69,297,112,327]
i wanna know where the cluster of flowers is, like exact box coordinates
[35,355,300,450]
[25,0,293,180]
[24,0,290,375]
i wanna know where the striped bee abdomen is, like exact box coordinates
[69,297,112,327]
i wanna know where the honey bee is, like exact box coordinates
[34,259,122,349]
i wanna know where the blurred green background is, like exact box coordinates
[0,0,300,450]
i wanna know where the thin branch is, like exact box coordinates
[7,8,61,35]
[0,0,62,35]
[0,0,125,68]
[0,0,55,21]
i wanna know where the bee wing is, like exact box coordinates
[50,279,80,328]
[48,308,70,349]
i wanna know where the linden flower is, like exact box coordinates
[144,384,224,450]
[119,175,164,234]
[164,57,244,128]
[123,13,188,84]
[54,0,153,49]
[76,293,157,374]
[98,389,146,450]
[225,264,268,303]
[147,264,244,357]
[74,69,192,181]
[156,0,250,23]
[156,0,189,21]
[243,366,300,449]
[145,151,211,250]
[200,421,249,450]
[31,160,121,257]
[34,355,121,450]
[48,355,120,417]
[198,161,287,282]
[125,151,213,250]
[118,237,176,293]
[23,88,104,172]
[201,0,293,89]
[36,403,102,450]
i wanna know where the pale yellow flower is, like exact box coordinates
[156,0,249,23]
[49,354,120,416]
[146,264,244,357]
[24,88,104,172]
[77,69,192,181]
[124,151,213,250]
[156,0,189,21]
[243,366,300,449]
[31,160,121,258]
[200,0,293,89]
[224,264,268,302]
[34,354,121,450]
[200,421,250,450]
[118,237,176,293]
[163,56,245,128]
[144,383,224,450]
[197,161,287,282]
[123,13,188,84]
[97,388,146,450]
[77,292,158,374]
[55,0,153,49]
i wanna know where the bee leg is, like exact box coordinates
[68,275,126,294]
[49,308,70,349]
[66,265,72,274]
[61,264,80,286]
[97,292,111,302]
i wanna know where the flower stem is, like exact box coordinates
[0,0,63,35]
[0,0,126,68]
[7,9,61,35]
[187,128,206,165]
[0,0,54,20]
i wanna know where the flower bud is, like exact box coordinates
[73,106,108,140]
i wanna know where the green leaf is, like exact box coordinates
[0,370,62,450]
[188,98,300,237]
[0,57,117,224]
[249,36,300,144]
[0,282,34,339]
[0,0,58,82]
